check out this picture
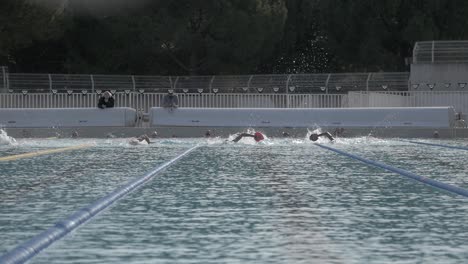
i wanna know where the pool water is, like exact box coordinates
[1,134,468,263]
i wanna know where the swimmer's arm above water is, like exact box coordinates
[319,132,335,141]
[137,135,151,144]
[232,133,255,142]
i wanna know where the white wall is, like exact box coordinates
[368,93,406,107]
[150,107,455,128]
[0,108,136,127]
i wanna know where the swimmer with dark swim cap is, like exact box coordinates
[309,132,334,142]
[232,132,265,143]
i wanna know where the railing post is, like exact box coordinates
[325,74,331,94]
[247,75,253,90]
[174,76,179,90]
[413,42,418,64]
[366,73,372,92]
[209,76,215,93]
[90,75,95,93]
[48,74,53,93]
[432,40,435,63]
[286,74,292,94]
[285,74,293,108]
[6,70,9,91]
[1,66,6,92]
[131,75,136,91]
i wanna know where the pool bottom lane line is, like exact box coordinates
[0,144,94,161]
[0,145,200,264]
[314,143,468,198]
[405,140,468,151]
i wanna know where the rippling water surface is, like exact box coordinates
[1,135,468,263]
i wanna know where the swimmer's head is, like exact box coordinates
[254,132,264,142]
[309,134,319,141]
[103,91,112,99]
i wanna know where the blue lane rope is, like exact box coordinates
[0,145,200,264]
[315,143,468,198]
[406,140,468,151]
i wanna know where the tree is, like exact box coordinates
[6,0,468,74]
[315,0,468,72]
[260,0,331,74]
[0,0,64,70]
[59,0,287,75]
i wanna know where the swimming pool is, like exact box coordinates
[1,134,468,263]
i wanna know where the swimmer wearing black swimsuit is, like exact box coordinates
[309,132,334,142]
[233,132,265,142]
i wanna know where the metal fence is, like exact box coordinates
[0,93,348,112]
[413,41,468,64]
[1,72,410,94]
[409,81,468,91]
[348,91,468,115]
[2,91,467,117]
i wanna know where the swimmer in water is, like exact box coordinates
[309,132,334,142]
[232,132,265,143]
[129,134,151,145]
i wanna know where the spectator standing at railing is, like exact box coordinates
[162,90,179,110]
[98,91,114,109]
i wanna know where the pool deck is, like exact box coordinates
[4,126,468,139]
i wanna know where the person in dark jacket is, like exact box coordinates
[162,90,179,110]
[98,91,114,109]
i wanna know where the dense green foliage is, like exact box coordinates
[1,0,468,74]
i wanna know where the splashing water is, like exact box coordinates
[0,129,17,146]
[227,128,271,145]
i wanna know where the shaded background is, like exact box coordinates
[2,0,468,75]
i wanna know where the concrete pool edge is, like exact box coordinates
[3,126,468,139]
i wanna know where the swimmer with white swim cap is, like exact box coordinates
[309,132,334,142]
[129,134,151,145]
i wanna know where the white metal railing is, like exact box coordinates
[2,72,410,94]
[348,91,468,115]
[413,41,468,64]
[0,93,348,112]
[3,91,466,114]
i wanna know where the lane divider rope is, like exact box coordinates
[0,145,200,264]
[315,143,468,198]
[0,144,93,161]
[406,140,468,151]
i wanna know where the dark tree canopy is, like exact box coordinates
[1,0,468,74]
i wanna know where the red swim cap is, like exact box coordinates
[254,132,264,142]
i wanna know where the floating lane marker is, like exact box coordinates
[0,145,200,264]
[315,143,468,198]
[0,144,94,162]
[406,140,468,151]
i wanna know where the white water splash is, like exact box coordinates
[227,128,271,145]
[0,129,17,146]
